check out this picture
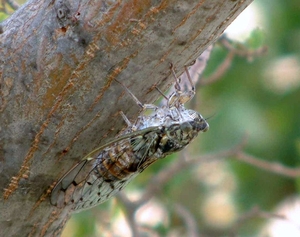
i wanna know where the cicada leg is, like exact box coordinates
[115,78,163,132]
[168,63,196,107]
[115,79,158,111]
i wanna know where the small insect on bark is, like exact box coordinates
[50,63,209,212]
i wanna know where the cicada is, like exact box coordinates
[50,64,209,212]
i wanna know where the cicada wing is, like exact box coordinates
[73,172,139,211]
[51,126,162,209]
[50,158,93,207]
[73,132,162,211]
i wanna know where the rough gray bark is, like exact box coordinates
[0,0,253,236]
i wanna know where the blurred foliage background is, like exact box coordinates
[1,0,300,236]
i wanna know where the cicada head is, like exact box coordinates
[158,110,209,155]
[187,110,209,133]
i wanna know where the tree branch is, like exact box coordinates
[0,0,253,236]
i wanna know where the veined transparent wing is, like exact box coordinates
[50,125,162,211]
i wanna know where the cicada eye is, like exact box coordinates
[201,123,209,132]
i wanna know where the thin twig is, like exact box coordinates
[199,50,235,86]
[219,37,268,61]
[0,0,19,14]
[235,152,300,178]
[116,193,140,237]
[172,203,200,237]
[197,36,267,88]
[6,0,19,10]
[228,205,288,237]
[136,137,247,206]
[116,133,300,236]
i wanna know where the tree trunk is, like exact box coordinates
[0,0,253,236]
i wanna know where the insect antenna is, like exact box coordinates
[204,113,216,121]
